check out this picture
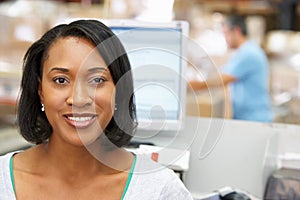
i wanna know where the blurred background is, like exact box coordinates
[1,0,300,127]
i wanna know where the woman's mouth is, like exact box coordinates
[64,114,97,129]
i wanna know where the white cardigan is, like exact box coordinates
[0,151,192,200]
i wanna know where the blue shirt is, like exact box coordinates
[222,41,273,122]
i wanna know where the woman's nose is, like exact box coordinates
[66,82,93,107]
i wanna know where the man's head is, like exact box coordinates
[222,14,247,49]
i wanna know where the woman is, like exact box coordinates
[0,20,193,199]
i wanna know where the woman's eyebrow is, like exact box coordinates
[88,67,107,73]
[49,67,69,73]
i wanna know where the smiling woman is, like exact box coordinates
[0,20,193,200]
[19,20,136,148]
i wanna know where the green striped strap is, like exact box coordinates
[121,154,136,200]
[9,154,16,194]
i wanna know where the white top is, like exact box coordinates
[0,152,193,200]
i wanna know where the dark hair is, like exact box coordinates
[17,19,137,147]
[225,14,247,36]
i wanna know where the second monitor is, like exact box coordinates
[107,19,189,131]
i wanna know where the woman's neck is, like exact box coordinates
[36,139,133,182]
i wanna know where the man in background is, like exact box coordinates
[189,14,273,123]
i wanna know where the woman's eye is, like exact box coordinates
[90,77,105,85]
[54,77,68,85]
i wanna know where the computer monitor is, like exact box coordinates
[105,19,189,131]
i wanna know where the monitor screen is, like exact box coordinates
[107,20,189,131]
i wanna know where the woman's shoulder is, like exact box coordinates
[126,154,193,199]
[0,151,20,175]
[133,154,176,177]
[0,151,17,199]
[0,151,17,163]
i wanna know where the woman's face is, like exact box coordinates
[39,37,116,146]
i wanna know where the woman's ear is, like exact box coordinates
[38,78,44,103]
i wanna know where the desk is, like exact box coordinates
[0,127,31,155]
[133,117,278,199]
[127,144,190,180]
